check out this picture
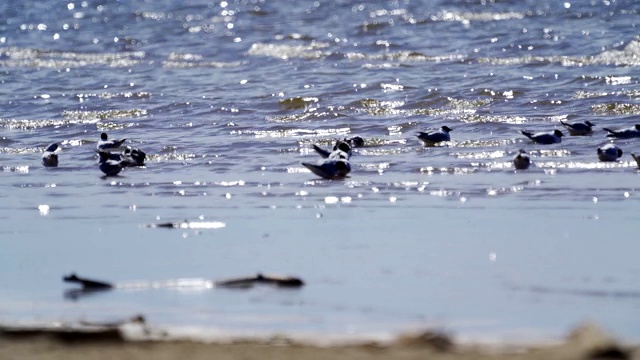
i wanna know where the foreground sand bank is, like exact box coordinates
[1,322,637,360]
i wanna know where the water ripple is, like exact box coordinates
[62,109,148,122]
[476,37,640,67]
[247,42,331,60]
[0,47,145,68]
[0,117,99,130]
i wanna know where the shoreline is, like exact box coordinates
[1,320,636,360]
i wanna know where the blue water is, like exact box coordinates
[1,0,640,343]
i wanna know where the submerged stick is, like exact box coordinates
[63,272,304,292]
[215,273,304,288]
[63,273,113,289]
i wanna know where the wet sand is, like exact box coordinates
[1,323,637,360]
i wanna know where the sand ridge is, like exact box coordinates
[0,322,637,360]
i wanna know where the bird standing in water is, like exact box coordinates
[41,143,60,167]
[560,120,595,136]
[520,129,563,144]
[513,149,531,170]
[416,126,452,146]
[97,132,127,150]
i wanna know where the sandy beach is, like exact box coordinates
[1,322,637,360]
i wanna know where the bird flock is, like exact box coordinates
[41,123,640,179]
[513,121,640,170]
[302,136,363,179]
[303,121,640,178]
[42,133,147,176]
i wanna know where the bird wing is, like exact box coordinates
[301,162,335,179]
[45,143,59,152]
[312,144,332,158]
[417,131,447,143]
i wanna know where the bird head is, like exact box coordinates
[348,136,365,147]
[336,141,351,154]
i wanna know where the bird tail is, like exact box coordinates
[602,128,615,134]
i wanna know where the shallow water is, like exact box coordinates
[1,0,640,343]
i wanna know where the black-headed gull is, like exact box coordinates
[97,151,124,176]
[560,120,595,136]
[513,149,531,170]
[631,153,640,168]
[97,132,127,150]
[313,139,352,160]
[416,126,452,146]
[520,129,563,144]
[597,143,623,162]
[603,125,640,139]
[122,146,146,166]
[301,158,351,179]
[41,143,59,167]
[105,146,146,167]
[344,136,365,147]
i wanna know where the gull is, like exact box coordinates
[344,136,365,147]
[301,158,351,179]
[312,139,352,159]
[97,132,127,150]
[122,146,146,166]
[603,125,640,139]
[97,151,124,176]
[597,143,623,162]
[631,153,640,168]
[560,120,595,136]
[513,149,530,170]
[104,146,146,167]
[416,126,452,146]
[520,129,563,144]
[41,143,59,167]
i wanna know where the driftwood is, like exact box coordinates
[64,274,113,289]
[215,273,304,288]
[63,273,304,299]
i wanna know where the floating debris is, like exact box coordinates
[148,221,226,229]
[63,272,304,294]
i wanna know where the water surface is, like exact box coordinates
[1,0,639,343]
